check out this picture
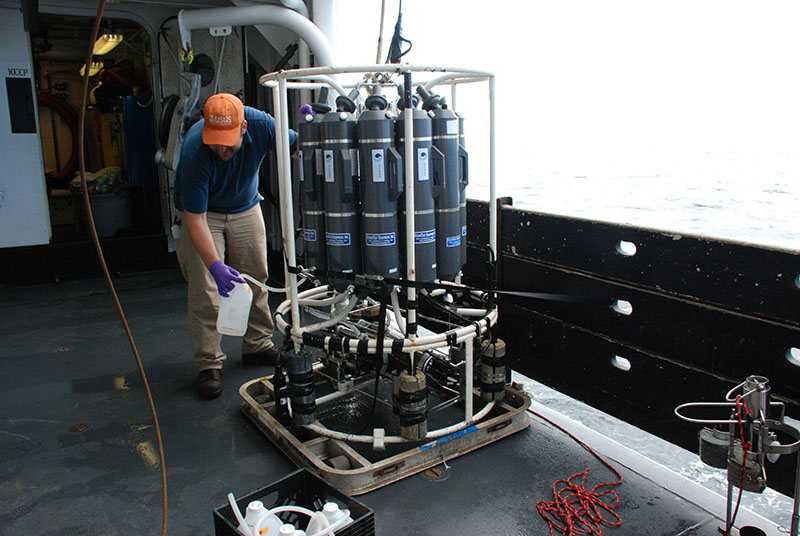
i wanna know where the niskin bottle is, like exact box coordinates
[396,95,443,283]
[358,94,403,279]
[216,280,252,336]
[299,93,331,274]
[321,90,361,291]
[417,86,462,282]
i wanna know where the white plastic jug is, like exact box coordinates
[239,500,282,536]
[216,280,253,336]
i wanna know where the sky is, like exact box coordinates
[333,0,800,157]
[330,1,800,246]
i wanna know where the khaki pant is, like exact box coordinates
[175,204,275,371]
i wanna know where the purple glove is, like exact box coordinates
[208,260,244,297]
[299,104,314,123]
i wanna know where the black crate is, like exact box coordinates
[213,468,375,536]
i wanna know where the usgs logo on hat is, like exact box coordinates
[208,114,233,126]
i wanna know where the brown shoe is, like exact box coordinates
[242,346,280,366]
[197,369,221,399]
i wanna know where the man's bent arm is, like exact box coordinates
[183,210,219,268]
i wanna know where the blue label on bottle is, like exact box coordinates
[304,229,316,241]
[446,235,461,247]
[366,232,396,246]
[462,225,467,236]
[326,232,351,246]
[414,229,436,244]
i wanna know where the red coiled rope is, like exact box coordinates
[530,409,624,536]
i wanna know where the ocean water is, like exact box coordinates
[467,148,800,251]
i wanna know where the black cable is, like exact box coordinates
[385,0,412,63]
[356,286,389,434]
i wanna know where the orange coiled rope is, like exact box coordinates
[531,410,624,536]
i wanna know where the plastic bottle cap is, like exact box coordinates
[247,501,265,513]
[323,503,339,514]
[279,523,296,535]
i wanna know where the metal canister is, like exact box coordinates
[398,369,428,440]
[480,339,506,401]
[358,95,403,279]
[396,96,442,282]
[321,91,361,291]
[299,100,330,273]
[418,86,462,281]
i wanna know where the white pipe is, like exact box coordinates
[280,0,308,18]
[178,5,335,66]
[422,73,489,92]
[312,0,336,51]
[274,78,302,350]
[278,0,312,107]
[465,340,473,422]
[260,64,493,83]
[454,308,489,317]
[488,75,497,258]
[390,288,406,333]
[304,401,495,444]
[426,401,493,439]
[263,78,347,97]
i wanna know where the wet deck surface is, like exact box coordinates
[0,269,755,535]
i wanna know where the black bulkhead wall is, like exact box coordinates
[463,200,800,498]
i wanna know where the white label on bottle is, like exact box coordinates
[371,149,385,182]
[323,150,335,182]
[417,147,429,182]
[447,119,459,134]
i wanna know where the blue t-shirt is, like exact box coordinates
[174,106,298,214]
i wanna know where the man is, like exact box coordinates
[174,93,297,399]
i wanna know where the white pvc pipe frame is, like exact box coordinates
[263,64,497,426]
[177,4,335,67]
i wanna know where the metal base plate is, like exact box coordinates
[239,372,531,495]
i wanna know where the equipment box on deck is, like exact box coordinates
[213,468,375,536]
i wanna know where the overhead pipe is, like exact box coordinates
[178,4,335,67]
[278,0,312,106]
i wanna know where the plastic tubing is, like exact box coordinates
[306,514,350,536]
[276,291,496,353]
[226,493,247,533]
[242,273,307,294]
[298,291,349,307]
[304,401,495,444]
[294,294,359,336]
[274,284,497,354]
[253,505,316,535]
[252,505,349,536]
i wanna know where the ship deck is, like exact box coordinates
[0,269,789,535]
